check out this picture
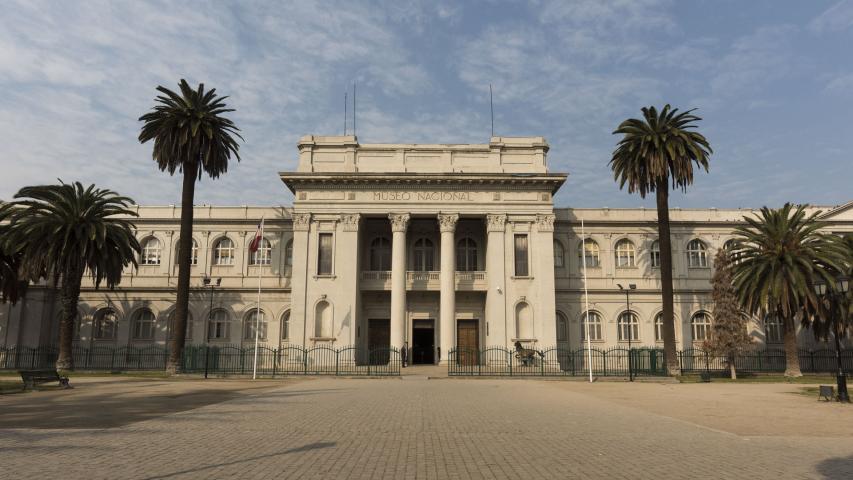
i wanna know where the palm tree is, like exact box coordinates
[610,105,712,376]
[138,79,242,373]
[0,246,26,305]
[730,204,845,376]
[0,182,140,369]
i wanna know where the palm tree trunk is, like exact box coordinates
[783,318,802,377]
[729,353,737,380]
[167,160,198,374]
[56,267,82,370]
[656,179,680,376]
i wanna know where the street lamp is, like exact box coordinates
[618,283,638,382]
[813,277,850,403]
[203,275,222,345]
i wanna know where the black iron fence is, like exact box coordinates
[449,346,666,376]
[0,344,401,377]
[448,346,853,377]
[678,348,853,375]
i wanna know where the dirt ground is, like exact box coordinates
[553,380,853,437]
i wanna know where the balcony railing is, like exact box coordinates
[360,270,486,291]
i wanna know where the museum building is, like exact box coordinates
[2,136,851,363]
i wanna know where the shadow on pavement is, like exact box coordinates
[141,442,337,479]
[816,455,853,479]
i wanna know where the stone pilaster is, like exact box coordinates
[485,214,507,347]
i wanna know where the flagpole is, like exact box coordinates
[252,218,264,380]
[581,218,593,383]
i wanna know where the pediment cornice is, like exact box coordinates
[279,172,567,194]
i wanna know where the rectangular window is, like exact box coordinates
[514,235,529,277]
[317,233,333,275]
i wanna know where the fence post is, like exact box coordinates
[110,348,116,371]
[272,348,278,379]
[508,349,512,377]
[204,346,210,379]
[335,349,340,376]
[810,350,816,373]
[603,351,607,376]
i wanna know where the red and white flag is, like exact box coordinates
[249,218,265,252]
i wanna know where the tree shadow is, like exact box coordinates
[141,442,336,479]
[815,455,853,479]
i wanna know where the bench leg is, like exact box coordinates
[59,377,72,389]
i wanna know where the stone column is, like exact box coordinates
[389,213,410,349]
[288,213,311,348]
[438,213,459,364]
[485,214,507,347]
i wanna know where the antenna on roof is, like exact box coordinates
[489,84,494,137]
[353,82,357,137]
[344,91,348,135]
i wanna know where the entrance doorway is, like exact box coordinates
[456,319,479,366]
[411,319,435,365]
[367,319,390,365]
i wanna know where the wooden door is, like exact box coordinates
[367,319,390,365]
[456,320,479,366]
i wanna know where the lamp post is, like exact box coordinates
[618,283,638,382]
[202,276,222,345]
[813,277,850,403]
[202,276,221,380]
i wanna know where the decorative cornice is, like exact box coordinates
[486,214,507,232]
[292,213,311,231]
[388,213,410,233]
[438,213,459,233]
[536,214,555,232]
[341,213,361,232]
[280,172,567,194]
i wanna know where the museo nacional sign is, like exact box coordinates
[372,191,473,202]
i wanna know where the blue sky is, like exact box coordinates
[1,0,851,209]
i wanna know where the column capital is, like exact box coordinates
[437,213,459,233]
[388,213,410,233]
[292,213,311,231]
[486,214,507,232]
[536,214,555,232]
[341,213,361,232]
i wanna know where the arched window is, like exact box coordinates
[764,314,783,343]
[244,310,268,341]
[686,239,708,268]
[250,238,272,265]
[281,310,291,341]
[723,239,742,264]
[175,238,199,266]
[456,238,478,271]
[553,240,565,268]
[614,239,636,268]
[654,313,664,342]
[556,311,569,342]
[213,237,235,265]
[515,302,533,339]
[141,237,161,265]
[208,309,230,340]
[650,240,661,268]
[369,237,391,270]
[578,239,600,268]
[94,309,118,340]
[581,311,603,341]
[413,238,434,271]
[617,311,639,341]
[691,311,712,342]
[132,309,156,340]
[314,301,332,338]
[168,310,193,340]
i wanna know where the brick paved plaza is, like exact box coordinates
[1,374,852,479]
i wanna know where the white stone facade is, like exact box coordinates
[2,136,851,362]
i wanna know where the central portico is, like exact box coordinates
[281,135,565,364]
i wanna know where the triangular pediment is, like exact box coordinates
[819,200,853,221]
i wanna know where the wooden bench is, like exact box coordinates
[19,370,71,391]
